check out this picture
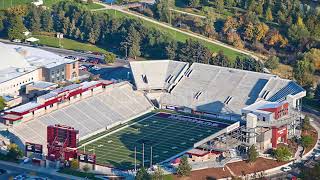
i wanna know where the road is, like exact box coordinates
[94,2,267,62]
[0,160,86,180]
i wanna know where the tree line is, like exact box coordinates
[0,0,264,72]
[133,0,320,87]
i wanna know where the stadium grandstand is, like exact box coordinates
[130,60,189,91]
[158,63,305,117]
[130,60,306,151]
[1,81,154,152]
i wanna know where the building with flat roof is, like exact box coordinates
[0,43,79,97]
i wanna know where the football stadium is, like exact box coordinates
[78,112,237,170]
[0,60,306,172]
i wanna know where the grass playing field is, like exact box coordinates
[78,112,232,170]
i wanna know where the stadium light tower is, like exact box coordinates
[142,143,145,167]
[150,146,153,168]
[134,146,137,171]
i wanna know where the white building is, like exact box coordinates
[0,43,78,97]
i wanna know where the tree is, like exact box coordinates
[273,146,292,162]
[82,164,90,172]
[301,135,314,148]
[122,26,141,59]
[7,15,26,40]
[265,56,280,70]
[254,23,269,41]
[103,52,116,64]
[188,0,200,7]
[165,41,177,60]
[244,22,255,41]
[176,156,191,176]
[302,116,311,131]
[293,59,315,86]
[70,159,79,170]
[7,144,23,160]
[247,145,258,163]
[302,49,320,71]
[0,96,6,110]
[41,10,53,32]
[135,167,151,180]
[215,0,224,11]
[156,0,173,23]
[27,7,41,32]
[152,166,164,180]
[315,84,320,100]
[265,7,273,21]
[223,16,238,34]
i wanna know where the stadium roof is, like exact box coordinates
[160,63,305,116]
[130,60,189,91]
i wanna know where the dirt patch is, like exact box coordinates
[227,158,288,176]
[173,167,232,180]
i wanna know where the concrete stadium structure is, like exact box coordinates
[1,81,154,152]
[130,60,306,151]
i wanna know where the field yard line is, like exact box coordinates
[78,113,157,148]
[87,116,187,162]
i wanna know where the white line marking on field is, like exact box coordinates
[79,112,157,148]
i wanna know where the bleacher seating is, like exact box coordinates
[160,63,305,115]
[10,82,154,147]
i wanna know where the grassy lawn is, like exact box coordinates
[0,0,103,10]
[33,35,108,53]
[78,112,231,170]
[0,0,32,9]
[104,9,247,61]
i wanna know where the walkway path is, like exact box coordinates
[94,2,267,61]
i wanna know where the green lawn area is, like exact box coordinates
[78,112,232,170]
[33,35,108,53]
[0,0,103,10]
[0,0,32,9]
[104,9,246,61]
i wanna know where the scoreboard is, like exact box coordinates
[25,142,43,154]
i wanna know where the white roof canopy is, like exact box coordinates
[26,37,39,42]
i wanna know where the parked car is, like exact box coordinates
[12,39,22,43]
[92,51,103,56]
[79,65,87,71]
[92,66,101,71]
[314,152,320,158]
[282,166,292,172]
[65,56,79,60]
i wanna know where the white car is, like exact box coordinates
[314,152,320,158]
[92,66,101,71]
[282,166,292,172]
[13,39,22,43]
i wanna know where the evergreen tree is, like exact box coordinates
[176,156,191,177]
[135,167,151,180]
[265,7,273,21]
[41,10,53,32]
[7,15,26,40]
[247,145,258,163]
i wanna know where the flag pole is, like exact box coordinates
[150,146,153,168]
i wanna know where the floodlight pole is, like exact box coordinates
[150,146,153,168]
[142,143,145,167]
[134,146,137,171]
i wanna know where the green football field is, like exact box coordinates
[78,112,232,170]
